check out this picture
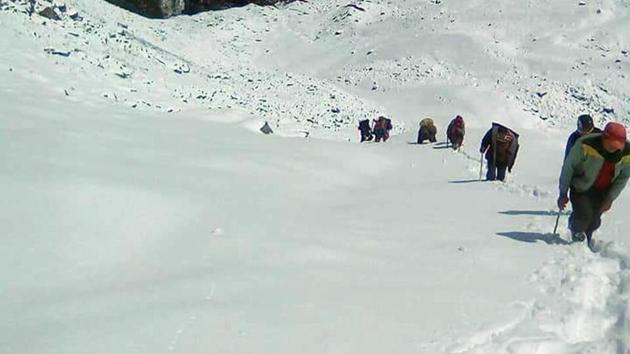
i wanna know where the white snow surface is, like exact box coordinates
[1,0,630,353]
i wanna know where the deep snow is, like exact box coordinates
[1,0,629,353]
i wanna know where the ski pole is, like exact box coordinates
[553,209,561,235]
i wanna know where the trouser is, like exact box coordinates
[417,129,436,144]
[486,159,507,181]
[360,130,373,142]
[374,129,385,142]
[569,188,606,239]
[449,134,463,149]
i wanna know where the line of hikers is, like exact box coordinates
[359,114,519,182]
[358,116,393,142]
[357,113,630,249]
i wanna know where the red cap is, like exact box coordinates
[603,122,627,150]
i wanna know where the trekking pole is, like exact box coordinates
[479,154,484,180]
[553,209,561,235]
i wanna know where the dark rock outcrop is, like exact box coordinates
[104,0,185,18]
[105,0,294,18]
[38,7,62,20]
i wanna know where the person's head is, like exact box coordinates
[577,114,595,135]
[602,122,627,153]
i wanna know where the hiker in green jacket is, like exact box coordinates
[558,122,630,246]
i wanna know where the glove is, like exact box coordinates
[601,199,613,213]
[557,195,569,211]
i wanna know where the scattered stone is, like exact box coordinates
[69,11,82,21]
[44,48,71,57]
[260,121,273,134]
[345,4,365,12]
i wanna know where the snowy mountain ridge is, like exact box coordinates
[2,0,629,137]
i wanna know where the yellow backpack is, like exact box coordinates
[420,118,434,128]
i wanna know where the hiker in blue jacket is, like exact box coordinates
[564,114,602,159]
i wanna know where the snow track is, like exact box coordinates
[449,224,630,353]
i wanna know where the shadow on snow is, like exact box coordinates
[496,231,570,245]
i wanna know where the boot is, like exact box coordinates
[571,231,586,242]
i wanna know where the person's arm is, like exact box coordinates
[480,129,492,153]
[559,142,584,197]
[564,132,577,160]
[607,162,630,202]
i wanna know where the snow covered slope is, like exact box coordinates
[1,0,629,353]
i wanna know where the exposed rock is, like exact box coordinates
[260,121,274,135]
[38,7,61,21]
[105,0,295,18]
[104,0,185,18]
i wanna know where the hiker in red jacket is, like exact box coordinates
[447,115,465,150]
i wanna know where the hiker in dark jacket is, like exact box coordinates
[373,116,392,142]
[564,114,602,159]
[447,115,465,149]
[480,123,520,181]
[558,122,630,246]
[417,118,437,144]
[358,119,373,142]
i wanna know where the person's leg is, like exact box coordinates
[456,136,463,149]
[486,159,496,181]
[496,165,507,181]
[569,189,596,239]
[586,190,606,240]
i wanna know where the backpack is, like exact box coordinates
[384,118,392,131]
[420,118,434,128]
[448,116,465,137]
[493,127,515,163]
[373,118,385,131]
[453,116,464,129]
